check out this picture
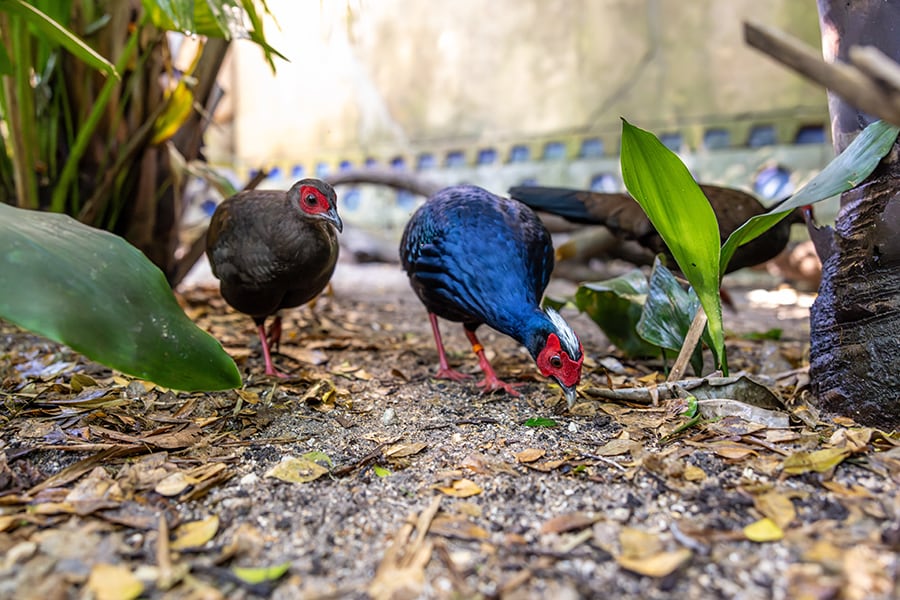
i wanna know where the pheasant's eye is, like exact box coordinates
[550,355,562,369]
[305,193,318,206]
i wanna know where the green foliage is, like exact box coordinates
[524,417,558,428]
[571,259,713,375]
[620,119,727,374]
[572,270,658,358]
[617,118,899,377]
[719,120,900,275]
[142,0,286,72]
[0,203,241,391]
[0,0,282,255]
[636,259,714,375]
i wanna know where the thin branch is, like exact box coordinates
[744,20,900,127]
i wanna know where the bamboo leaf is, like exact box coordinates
[1,0,117,78]
[0,203,241,391]
[720,120,900,274]
[620,119,726,373]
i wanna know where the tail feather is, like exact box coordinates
[507,186,598,224]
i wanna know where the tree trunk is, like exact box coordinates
[810,1,900,426]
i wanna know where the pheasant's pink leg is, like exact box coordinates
[464,329,522,396]
[257,323,288,378]
[428,313,471,381]
[267,315,283,351]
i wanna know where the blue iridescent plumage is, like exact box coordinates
[400,185,584,406]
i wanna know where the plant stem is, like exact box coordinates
[49,15,142,215]
[2,13,39,209]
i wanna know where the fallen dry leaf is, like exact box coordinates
[682,464,707,482]
[265,455,330,484]
[435,478,483,498]
[170,515,220,550]
[429,515,490,541]
[619,527,664,559]
[782,448,850,475]
[540,512,600,535]
[753,491,796,529]
[616,548,692,578]
[514,448,545,463]
[743,518,783,542]
[384,442,428,459]
[86,563,143,600]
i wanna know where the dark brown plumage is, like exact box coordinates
[206,178,342,376]
[508,184,802,273]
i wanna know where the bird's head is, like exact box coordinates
[288,178,343,232]
[531,308,584,409]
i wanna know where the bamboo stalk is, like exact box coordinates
[49,15,143,215]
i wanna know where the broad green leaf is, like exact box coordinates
[573,270,659,358]
[142,0,287,72]
[0,203,241,391]
[373,465,391,478]
[720,120,900,274]
[620,119,726,373]
[1,0,117,78]
[636,259,705,375]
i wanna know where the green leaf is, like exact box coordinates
[373,465,392,478]
[620,119,726,374]
[142,0,287,72]
[573,270,660,358]
[232,562,291,585]
[524,417,558,428]
[720,120,900,274]
[636,259,706,375]
[301,451,334,468]
[1,0,117,78]
[0,203,241,391]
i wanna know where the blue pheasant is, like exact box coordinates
[400,185,584,407]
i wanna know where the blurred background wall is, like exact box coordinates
[197,0,831,233]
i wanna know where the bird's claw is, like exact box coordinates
[434,367,473,382]
[476,377,522,397]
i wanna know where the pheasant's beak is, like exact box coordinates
[326,208,343,233]
[561,382,577,409]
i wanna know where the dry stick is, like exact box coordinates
[667,305,708,383]
[744,21,900,127]
[849,46,900,114]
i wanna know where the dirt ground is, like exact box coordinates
[1,260,898,600]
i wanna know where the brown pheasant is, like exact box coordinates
[206,178,342,376]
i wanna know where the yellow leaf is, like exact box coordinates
[514,448,546,463]
[753,491,796,529]
[743,517,783,542]
[86,563,143,600]
[265,455,329,484]
[782,448,850,475]
[150,81,194,145]
[435,478,483,498]
[683,464,707,482]
[619,527,663,559]
[616,548,692,577]
[170,515,220,550]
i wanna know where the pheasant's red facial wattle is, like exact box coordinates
[536,333,583,388]
[297,185,331,216]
